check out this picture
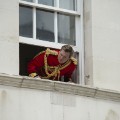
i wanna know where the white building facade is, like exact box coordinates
[0,0,120,120]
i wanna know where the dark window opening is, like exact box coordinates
[19,43,46,76]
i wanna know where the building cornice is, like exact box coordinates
[0,74,120,102]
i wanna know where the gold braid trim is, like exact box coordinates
[46,48,58,56]
[70,57,77,65]
[43,49,71,80]
[44,53,59,79]
[59,60,71,70]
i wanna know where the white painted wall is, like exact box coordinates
[92,0,120,91]
[84,0,120,91]
[0,85,120,120]
[84,0,93,85]
[0,0,19,75]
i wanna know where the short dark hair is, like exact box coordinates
[61,45,74,58]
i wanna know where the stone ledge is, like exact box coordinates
[0,74,120,102]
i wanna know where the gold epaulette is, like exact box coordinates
[46,48,58,56]
[70,57,77,65]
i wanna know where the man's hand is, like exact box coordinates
[67,80,75,84]
[29,73,38,78]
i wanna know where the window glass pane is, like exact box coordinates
[36,9,54,42]
[21,0,33,2]
[38,0,54,6]
[19,6,33,38]
[59,0,76,11]
[58,13,75,45]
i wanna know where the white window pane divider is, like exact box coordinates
[80,0,85,85]
[35,0,38,4]
[33,7,36,39]
[19,1,80,16]
[56,0,59,8]
[75,0,77,11]
[76,0,84,85]
[19,36,79,51]
[54,12,58,43]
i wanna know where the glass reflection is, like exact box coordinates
[19,6,33,38]
[38,0,54,6]
[36,9,54,42]
[58,13,75,45]
[59,0,76,11]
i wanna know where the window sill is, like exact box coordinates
[0,73,120,102]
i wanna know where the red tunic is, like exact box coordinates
[27,48,77,81]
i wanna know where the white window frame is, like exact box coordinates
[19,0,84,84]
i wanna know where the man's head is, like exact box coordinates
[58,45,74,64]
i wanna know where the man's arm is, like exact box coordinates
[63,65,76,82]
[27,51,45,77]
[63,57,77,82]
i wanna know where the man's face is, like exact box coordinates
[58,49,70,64]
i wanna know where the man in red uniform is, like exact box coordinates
[27,45,77,82]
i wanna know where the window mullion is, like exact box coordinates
[54,12,58,43]
[33,7,36,39]
[35,0,38,3]
[80,0,84,85]
[56,0,59,7]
